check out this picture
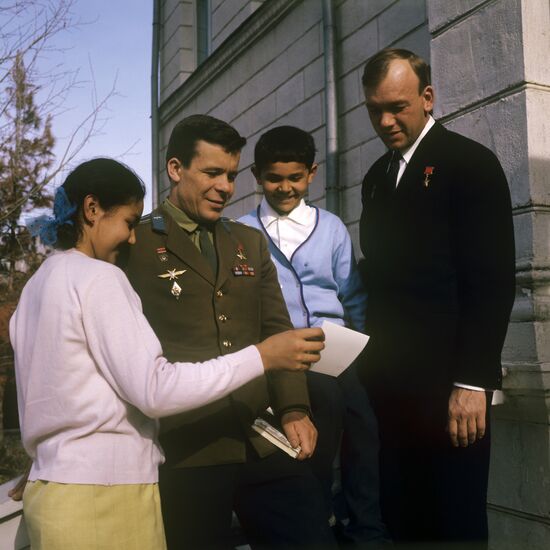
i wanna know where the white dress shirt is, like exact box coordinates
[394,115,435,187]
[259,198,316,260]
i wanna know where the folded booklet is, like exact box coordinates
[252,411,301,459]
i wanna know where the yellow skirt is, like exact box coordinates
[23,481,167,550]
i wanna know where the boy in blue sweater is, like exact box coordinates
[239,126,387,545]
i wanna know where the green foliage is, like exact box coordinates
[0,52,55,291]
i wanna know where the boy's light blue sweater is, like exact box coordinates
[239,205,366,332]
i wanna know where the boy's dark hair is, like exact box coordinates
[56,158,145,250]
[166,114,247,168]
[254,126,316,174]
[362,48,431,93]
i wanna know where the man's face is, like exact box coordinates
[364,59,434,151]
[253,161,317,216]
[167,140,240,224]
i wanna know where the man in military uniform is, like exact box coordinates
[124,115,335,549]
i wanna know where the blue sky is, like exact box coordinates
[42,1,154,213]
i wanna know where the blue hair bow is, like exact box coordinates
[27,187,77,246]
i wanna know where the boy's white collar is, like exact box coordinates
[259,197,312,225]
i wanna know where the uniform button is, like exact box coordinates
[218,314,227,322]
[216,290,223,297]
[222,340,232,348]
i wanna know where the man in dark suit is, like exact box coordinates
[359,49,516,547]
[124,115,335,549]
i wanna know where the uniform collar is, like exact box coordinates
[163,198,199,233]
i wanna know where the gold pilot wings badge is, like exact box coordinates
[158,268,187,299]
[158,268,186,281]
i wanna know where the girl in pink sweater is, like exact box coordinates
[10,158,323,550]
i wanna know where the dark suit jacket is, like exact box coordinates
[124,206,309,468]
[359,122,515,392]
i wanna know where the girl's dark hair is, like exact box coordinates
[56,158,145,249]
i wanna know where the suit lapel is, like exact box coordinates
[396,122,446,194]
[164,212,216,286]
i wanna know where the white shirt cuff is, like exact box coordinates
[453,382,487,392]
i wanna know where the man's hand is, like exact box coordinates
[256,328,324,372]
[281,410,317,460]
[447,388,486,447]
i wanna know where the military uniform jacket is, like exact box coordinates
[124,206,309,468]
[359,122,516,392]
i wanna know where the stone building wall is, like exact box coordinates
[428,0,550,547]
[156,0,550,546]
[157,0,429,248]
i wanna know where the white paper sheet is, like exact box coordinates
[309,321,369,377]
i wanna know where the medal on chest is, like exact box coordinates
[156,246,168,262]
[233,243,255,276]
[423,166,435,188]
[158,268,187,299]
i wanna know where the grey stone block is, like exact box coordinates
[513,211,535,266]
[489,414,550,518]
[212,0,248,39]
[234,91,278,138]
[308,161,326,202]
[501,320,540,363]
[161,68,192,102]
[276,72,305,117]
[338,69,361,115]
[339,145,363,191]
[336,0,394,39]
[427,0,485,33]
[246,31,280,75]
[339,19,378,75]
[531,211,550,264]
[278,93,324,134]
[213,5,252,49]
[163,1,194,49]
[360,137,387,175]
[489,506,550,550]
[161,45,195,83]
[522,0,550,86]
[340,179,363,223]
[231,169,257,203]
[273,0,322,52]
[392,22,430,62]
[286,23,321,76]
[304,56,325,99]
[377,0,427,48]
[347,221,361,257]
[526,87,550,205]
[339,104,372,151]
[248,54,290,106]
[442,91,529,208]
[431,0,524,117]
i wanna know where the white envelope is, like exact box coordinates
[309,321,369,377]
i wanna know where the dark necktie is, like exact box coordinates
[386,150,403,190]
[198,225,218,275]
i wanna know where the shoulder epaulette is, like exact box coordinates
[151,213,167,233]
